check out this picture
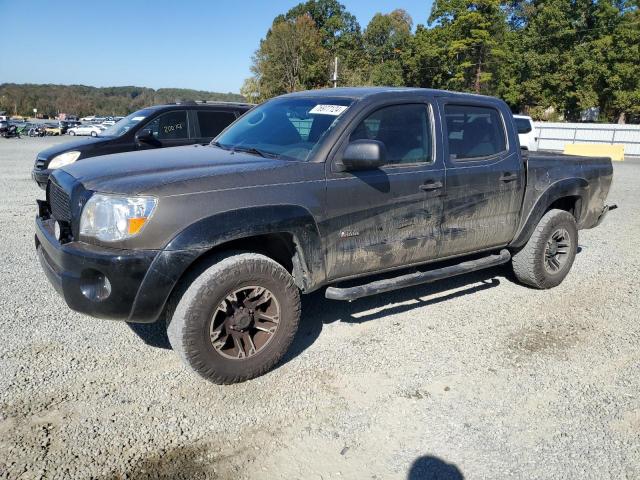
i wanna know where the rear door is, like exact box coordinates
[192,109,239,143]
[325,101,445,280]
[437,100,524,258]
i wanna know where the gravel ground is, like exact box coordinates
[0,136,639,480]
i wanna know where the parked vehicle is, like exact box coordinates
[44,124,62,136]
[0,121,20,138]
[80,116,96,122]
[28,124,46,137]
[15,123,30,137]
[34,88,615,384]
[58,120,80,135]
[67,124,103,137]
[32,102,252,189]
[514,114,538,151]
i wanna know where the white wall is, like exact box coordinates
[534,122,640,156]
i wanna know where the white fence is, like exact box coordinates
[534,122,640,156]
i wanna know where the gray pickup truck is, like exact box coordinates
[35,87,615,384]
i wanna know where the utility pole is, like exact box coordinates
[332,56,338,88]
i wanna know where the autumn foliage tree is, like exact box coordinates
[242,0,639,123]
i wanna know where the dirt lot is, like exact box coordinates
[0,136,639,479]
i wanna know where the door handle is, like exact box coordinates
[419,180,443,191]
[500,172,518,182]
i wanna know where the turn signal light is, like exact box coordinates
[128,218,147,235]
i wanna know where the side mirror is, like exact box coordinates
[337,139,386,172]
[136,128,159,146]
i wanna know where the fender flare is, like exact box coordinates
[166,204,325,291]
[129,205,325,323]
[509,177,589,249]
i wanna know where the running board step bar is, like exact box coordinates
[325,249,511,301]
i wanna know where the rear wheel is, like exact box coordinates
[69,130,75,136]
[512,209,578,289]
[167,252,301,384]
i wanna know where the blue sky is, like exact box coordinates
[0,0,433,93]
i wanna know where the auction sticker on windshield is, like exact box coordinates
[309,105,348,116]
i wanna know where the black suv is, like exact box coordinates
[32,102,252,189]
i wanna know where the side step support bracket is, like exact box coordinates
[325,249,511,301]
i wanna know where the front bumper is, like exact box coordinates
[32,168,50,190]
[35,215,159,321]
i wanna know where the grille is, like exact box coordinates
[35,156,46,170]
[48,181,72,223]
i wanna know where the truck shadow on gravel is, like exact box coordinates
[128,266,509,365]
[281,265,508,365]
[408,455,464,480]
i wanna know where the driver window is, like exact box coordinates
[144,111,189,140]
[349,104,432,165]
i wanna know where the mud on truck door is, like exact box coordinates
[324,101,446,280]
[437,101,524,257]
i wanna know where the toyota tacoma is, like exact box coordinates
[35,88,616,384]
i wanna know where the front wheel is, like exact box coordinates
[69,131,75,136]
[167,252,301,384]
[512,209,578,289]
[90,131,97,137]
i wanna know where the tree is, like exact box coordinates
[278,0,365,86]
[363,10,413,86]
[0,84,244,117]
[425,0,511,94]
[607,4,640,122]
[241,0,639,123]
[250,15,328,101]
[511,0,639,121]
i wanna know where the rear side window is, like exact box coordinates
[445,105,506,160]
[349,104,432,165]
[515,117,533,134]
[198,111,237,138]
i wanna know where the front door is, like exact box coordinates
[139,110,192,149]
[324,102,445,280]
[437,101,524,258]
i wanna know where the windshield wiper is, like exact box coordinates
[211,141,230,150]
[231,146,278,158]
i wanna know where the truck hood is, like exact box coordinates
[38,136,112,160]
[61,144,297,196]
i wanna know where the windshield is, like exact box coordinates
[214,97,354,161]
[100,109,154,137]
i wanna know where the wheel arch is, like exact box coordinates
[510,177,588,249]
[128,205,324,324]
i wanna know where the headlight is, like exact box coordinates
[80,194,157,242]
[49,151,81,169]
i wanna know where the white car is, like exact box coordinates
[68,124,103,137]
[513,115,538,151]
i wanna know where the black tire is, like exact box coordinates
[167,252,301,384]
[512,209,578,289]
[69,131,75,136]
